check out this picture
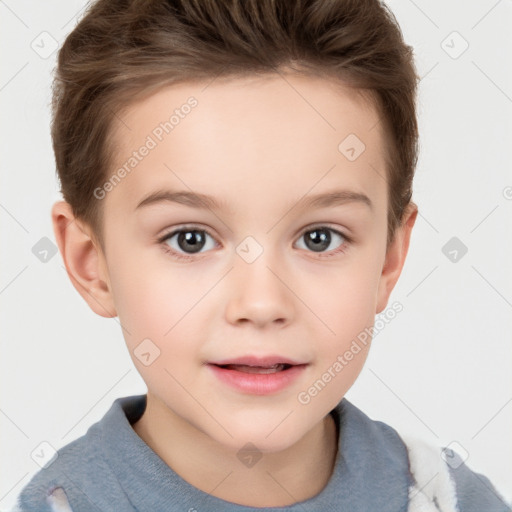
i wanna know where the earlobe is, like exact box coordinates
[375,203,418,314]
[51,200,117,318]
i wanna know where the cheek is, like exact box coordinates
[301,255,381,402]
[307,261,380,337]
[106,251,204,372]
[109,260,205,390]
[109,246,191,328]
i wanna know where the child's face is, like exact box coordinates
[76,73,414,452]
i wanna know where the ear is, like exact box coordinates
[51,200,117,318]
[375,202,418,314]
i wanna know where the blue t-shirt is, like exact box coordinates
[12,394,510,511]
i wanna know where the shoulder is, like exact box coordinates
[9,486,73,512]
[11,421,108,512]
[401,434,511,512]
[11,395,143,512]
[337,400,510,511]
[338,399,411,463]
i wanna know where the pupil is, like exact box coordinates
[306,229,330,252]
[178,230,205,253]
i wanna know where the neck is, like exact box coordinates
[132,393,339,507]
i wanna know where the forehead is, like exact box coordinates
[106,73,387,217]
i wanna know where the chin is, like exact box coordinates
[224,435,301,456]
[222,421,308,454]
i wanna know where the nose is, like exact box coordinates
[224,248,295,329]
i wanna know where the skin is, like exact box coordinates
[52,72,417,507]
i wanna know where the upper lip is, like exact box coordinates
[208,355,308,367]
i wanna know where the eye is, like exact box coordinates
[294,226,350,257]
[157,224,351,261]
[158,226,217,260]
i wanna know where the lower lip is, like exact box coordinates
[207,364,307,395]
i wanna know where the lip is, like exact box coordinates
[208,355,307,367]
[206,355,309,395]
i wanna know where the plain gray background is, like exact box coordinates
[1,0,511,508]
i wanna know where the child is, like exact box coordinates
[12,0,510,510]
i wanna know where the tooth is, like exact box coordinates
[225,363,286,373]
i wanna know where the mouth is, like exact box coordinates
[206,356,309,395]
[211,363,295,374]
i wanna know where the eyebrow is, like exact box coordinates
[135,188,373,213]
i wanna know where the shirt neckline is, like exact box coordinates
[99,394,411,511]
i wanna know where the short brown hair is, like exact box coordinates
[52,0,419,250]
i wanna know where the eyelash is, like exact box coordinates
[157,224,353,262]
